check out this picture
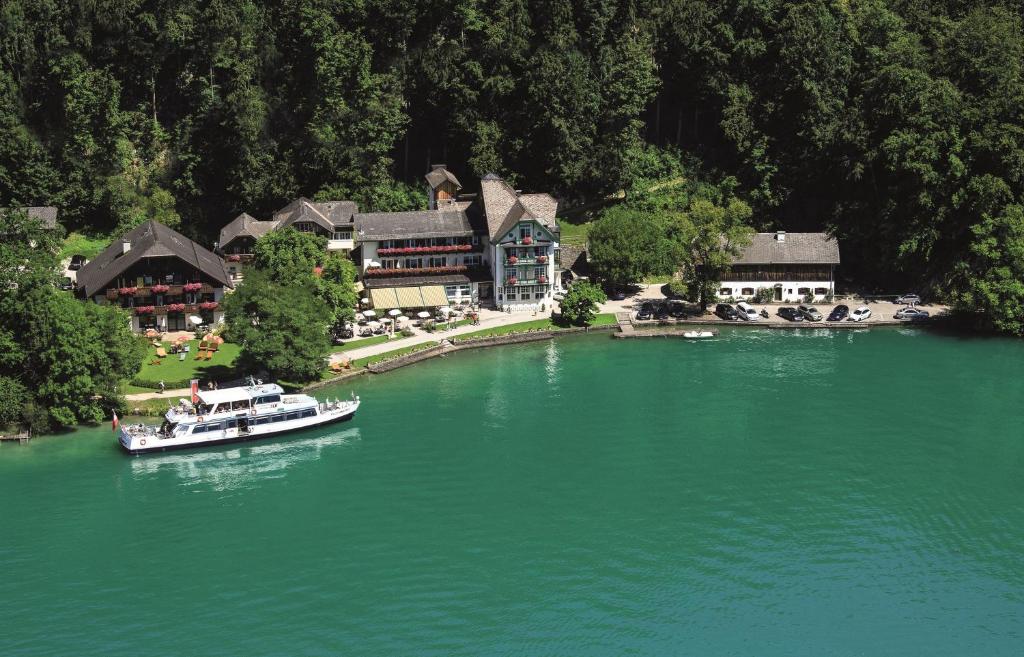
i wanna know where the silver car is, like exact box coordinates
[797,304,823,321]
[894,306,930,320]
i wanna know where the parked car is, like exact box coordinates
[778,307,804,322]
[610,289,627,301]
[895,293,922,305]
[669,301,687,318]
[735,301,759,321]
[654,302,670,320]
[894,306,930,321]
[637,302,654,320]
[827,305,849,322]
[849,306,872,322]
[797,304,823,321]
[715,303,739,320]
[68,254,87,270]
[59,276,74,291]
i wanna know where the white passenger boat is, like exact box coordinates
[683,330,716,339]
[119,379,360,454]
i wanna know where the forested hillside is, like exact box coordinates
[3,1,1024,328]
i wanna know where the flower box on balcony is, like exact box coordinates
[364,265,469,277]
[119,286,138,296]
[199,301,219,311]
[183,282,203,292]
[507,256,518,265]
[507,278,518,286]
[537,255,547,264]
[538,276,547,284]
[150,284,170,294]
[167,303,186,312]
[377,244,474,256]
[522,236,533,245]
[135,305,155,315]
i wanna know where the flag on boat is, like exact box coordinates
[112,412,119,432]
[190,379,200,404]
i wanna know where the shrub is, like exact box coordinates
[753,287,775,304]
[803,291,815,303]
[422,320,436,332]
[400,326,415,337]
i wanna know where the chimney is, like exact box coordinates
[121,239,132,255]
[775,231,786,242]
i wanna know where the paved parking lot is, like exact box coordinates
[601,285,949,325]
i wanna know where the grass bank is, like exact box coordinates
[61,231,111,260]
[132,339,241,388]
[453,313,617,340]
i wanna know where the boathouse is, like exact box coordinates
[718,231,840,302]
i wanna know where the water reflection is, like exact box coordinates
[128,428,361,490]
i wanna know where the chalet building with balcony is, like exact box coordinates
[353,166,561,310]
[717,231,840,302]
[217,198,359,279]
[76,220,233,332]
[355,167,491,308]
[479,173,560,311]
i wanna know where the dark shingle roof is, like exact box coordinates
[218,213,279,248]
[732,233,840,265]
[355,208,484,241]
[425,165,462,190]
[1,206,59,229]
[273,198,358,232]
[77,221,232,296]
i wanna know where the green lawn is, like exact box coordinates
[61,231,111,260]
[330,334,394,352]
[133,340,242,387]
[558,220,592,247]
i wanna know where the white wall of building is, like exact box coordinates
[718,280,835,303]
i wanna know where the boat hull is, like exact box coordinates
[120,407,358,455]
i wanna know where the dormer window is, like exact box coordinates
[519,224,532,240]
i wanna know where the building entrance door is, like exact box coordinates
[773,284,783,302]
[479,283,493,300]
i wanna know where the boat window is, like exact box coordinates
[230,400,250,411]
[301,408,316,418]
[224,419,237,429]
[196,403,213,415]
[271,415,284,423]
[286,412,299,421]
[254,394,281,405]
[192,425,206,434]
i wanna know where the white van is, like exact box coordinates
[736,301,759,321]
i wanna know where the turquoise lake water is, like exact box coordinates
[2,328,1022,656]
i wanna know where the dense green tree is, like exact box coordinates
[223,270,330,382]
[587,206,679,287]
[559,281,607,326]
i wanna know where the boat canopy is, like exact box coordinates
[196,383,284,406]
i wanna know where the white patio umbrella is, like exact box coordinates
[417,311,431,319]
[360,297,369,305]
[397,316,409,323]
[369,261,381,268]
[188,314,204,325]
[362,309,377,318]
[367,320,381,329]
[439,306,453,316]
[387,309,402,317]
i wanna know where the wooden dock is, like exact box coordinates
[0,431,31,444]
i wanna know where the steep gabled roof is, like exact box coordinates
[274,198,358,232]
[218,213,279,248]
[425,165,462,190]
[77,221,233,296]
[732,233,841,265]
[479,174,559,242]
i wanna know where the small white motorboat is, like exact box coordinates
[682,330,715,339]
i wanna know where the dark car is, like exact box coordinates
[654,302,671,320]
[715,303,739,320]
[894,306,930,321]
[669,301,687,318]
[68,254,87,270]
[895,293,922,305]
[827,305,849,322]
[59,276,74,291]
[778,307,804,322]
[610,289,627,301]
[637,302,655,321]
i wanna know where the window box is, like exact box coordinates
[135,305,155,314]
[183,282,203,292]
[119,286,138,296]
[199,301,219,311]
[167,303,186,312]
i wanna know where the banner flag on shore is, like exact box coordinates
[112,412,119,433]
[190,379,199,404]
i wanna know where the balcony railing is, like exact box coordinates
[721,270,833,282]
[364,265,482,278]
[377,244,480,256]
[131,302,217,315]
